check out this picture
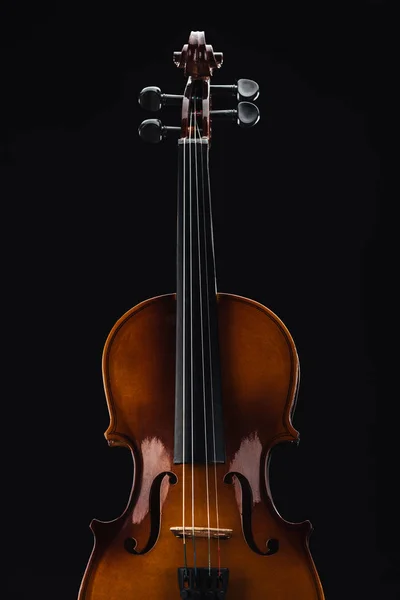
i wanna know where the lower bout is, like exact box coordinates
[79,535,323,600]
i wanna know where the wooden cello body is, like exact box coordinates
[78,31,325,600]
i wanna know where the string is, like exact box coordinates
[189,103,197,576]
[183,92,221,578]
[194,106,212,574]
[182,107,187,576]
[197,116,222,576]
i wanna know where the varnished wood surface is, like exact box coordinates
[78,292,325,599]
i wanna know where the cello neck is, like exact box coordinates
[177,137,217,301]
[174,137,225,465]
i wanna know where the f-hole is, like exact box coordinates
[124,471,177,555]
[224,471,279,556]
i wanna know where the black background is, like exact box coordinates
[3,3,390,599]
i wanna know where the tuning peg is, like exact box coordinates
[211,101,260,128]
[211,79,259,102]
[237,101,260,127]
[138,119,181,143]
[138,86,183,112]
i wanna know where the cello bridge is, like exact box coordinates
[170,526,232,539]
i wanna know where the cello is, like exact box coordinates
[78,30,325,600]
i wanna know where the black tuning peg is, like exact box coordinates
[138,86,183,112]
[211,79,259,102]
[211,101,260,128]
[237,101,260,127]
[138,119,181,143]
